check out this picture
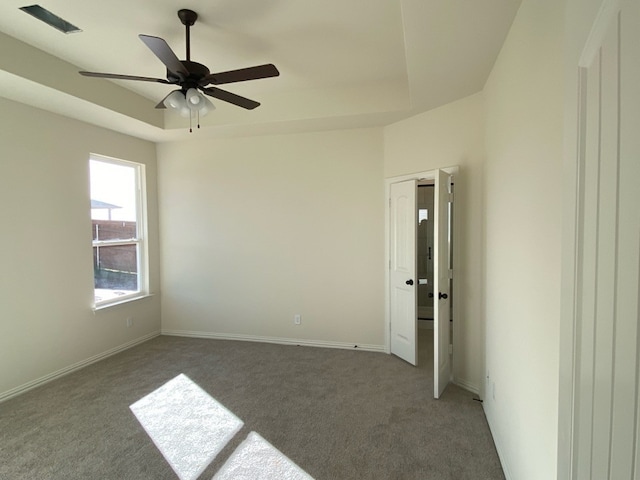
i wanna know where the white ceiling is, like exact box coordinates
[0,0,521,141]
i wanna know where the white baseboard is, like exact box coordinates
[161,329,386,353]
[483,404,514,480]
[0,331,160,404]
[452,377,480,395]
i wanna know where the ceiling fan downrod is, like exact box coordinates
[177,9,197,62]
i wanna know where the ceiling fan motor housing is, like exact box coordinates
[168,61,210,90]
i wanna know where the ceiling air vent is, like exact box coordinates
[19,5,82,34]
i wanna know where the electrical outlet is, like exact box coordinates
[126,317,133,327]
[294,314,301,325]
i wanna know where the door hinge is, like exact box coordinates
[448,344,453,355]
[448,192,454,203]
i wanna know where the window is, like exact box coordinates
[90,155,147,306]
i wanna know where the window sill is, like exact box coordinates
[92,293,154,312]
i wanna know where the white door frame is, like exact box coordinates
[559,0,640,477]
[384,166,459,364]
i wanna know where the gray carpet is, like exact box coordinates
[0,330,504,479]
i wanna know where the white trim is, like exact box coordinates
[92,239,141,247]
[92,292,155,311]
[161,329,386,353]
[579,0,621,67]
[452,377,479,395]
[484,407,515,480]
[0,331,160,404]
[558,66,585,480]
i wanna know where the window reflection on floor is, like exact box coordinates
[130,374,313,480]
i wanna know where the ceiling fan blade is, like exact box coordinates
[139,34,189,78]
[201,87,260,110]
[79,71,173,84]
[200,64,279,86]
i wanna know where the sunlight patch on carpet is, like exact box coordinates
[130,374,243,480]
[213,431,314,480]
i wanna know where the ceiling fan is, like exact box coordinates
[79,9,279,116]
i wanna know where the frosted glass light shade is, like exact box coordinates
[164,89,215,121]
[198,96,215,117]
[186,88,202,109]
[163,90,191,117]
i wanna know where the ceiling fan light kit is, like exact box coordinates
[79,8,279,132]
[162,88,215,130]
[186,88,200,106]
[163,90,189,117]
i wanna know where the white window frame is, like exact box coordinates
[90,154,149,309]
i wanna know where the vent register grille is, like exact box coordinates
[19,4,81,34]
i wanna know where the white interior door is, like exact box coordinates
[434,169,451,398]
[389,180,417,365]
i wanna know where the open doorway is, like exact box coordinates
[417,183,435,326]
[386,167,456,398]
[417,183,435,370]
[416,182,454,370]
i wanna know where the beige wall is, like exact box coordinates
[384,93,485,392]
[157,128,385,348]
[482,0,564,478]
[0,97,161,400]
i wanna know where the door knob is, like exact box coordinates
[406,279,414,286]
[438,292,448,299]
